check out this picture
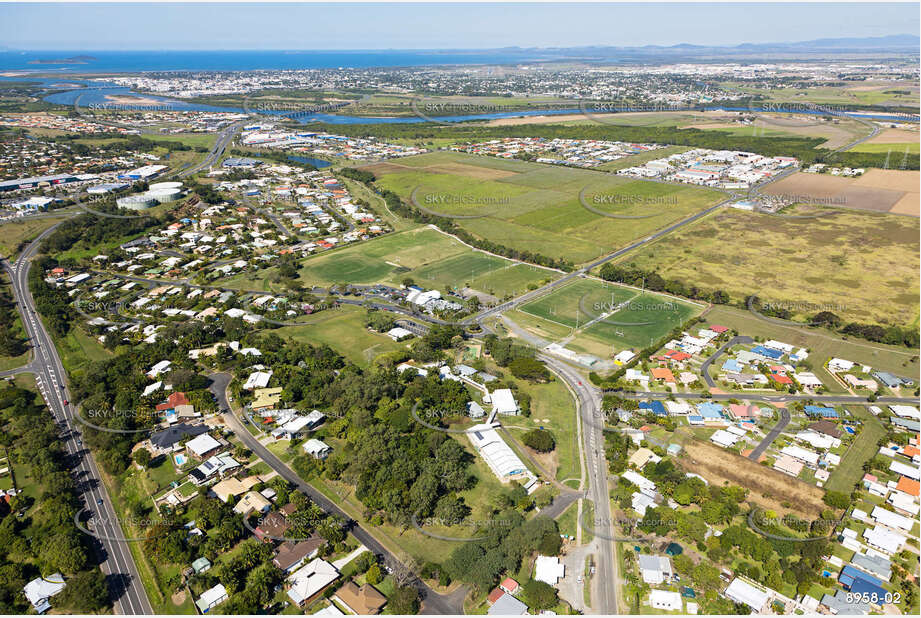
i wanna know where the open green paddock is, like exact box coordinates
[518,278,702,352]
[367,151,727,264]
[846,142,920,154]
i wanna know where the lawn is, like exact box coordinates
[846,142,920,154]
[825,405,887,494]
[55,326,112,374]
[0,215,67,260]
[275,304,407,366]
[367,150,726,265]
[616,207,920,327]
[142,132,219,150]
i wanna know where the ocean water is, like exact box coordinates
[0,49,550,72]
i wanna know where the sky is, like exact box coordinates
[0,2,917,51]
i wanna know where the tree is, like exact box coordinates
[55,569,110,613]
[388,585,420,614]
[523,579,558,610]
[522,429,556,453]
[823,490,849,510]
[366,564,382,585]
[509,357,551,382]
[134,448,151,468]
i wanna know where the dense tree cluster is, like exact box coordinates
[522,429,555,453]
[0,284,26,357]
[599,262,730,306]
[441,506,562,593]
[0,385,109,613]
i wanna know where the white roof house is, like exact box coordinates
[490,388,519,415]
[863,525,906,554]
[534,555,565,585]
[243,370,273,390]
[24,574,66,614]
[828,358,855,372]
[196,583,228,613]
[890,460,920,480]
[386,326,414,341]
[632,491,656,516]
[468,424,529,481]
[710,429,741,448]
[147,360,172,378]
[287,559,339,606]
[871,506,914,532]
[781,445,820,466]
[649,590,682,611]
[622,470,656,495]
[303,439,332,459]
[888,405,920,419]
[724,578,771,612]
[638,554,673,585]
[186,433,221,458]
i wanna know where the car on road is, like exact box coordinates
[63,400,68,405]
[97,499,103,505]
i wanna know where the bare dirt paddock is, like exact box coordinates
[677,438,827,520]
[763,170,920,217]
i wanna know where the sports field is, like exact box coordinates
[618,207,920,327]
[518,278,702,352]
[292,227,556,298]
[364,151,726,264]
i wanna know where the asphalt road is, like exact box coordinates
[207,373,465,615]
[176,121,244,179]
[699,335,754,388]
[2,225,153,615]
[539,354,619,615]
[748,407,792,461]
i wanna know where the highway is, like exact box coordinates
[207,373,465,615]
[175,121,244,179]
[2,225,153,615]
[539,354,619,615]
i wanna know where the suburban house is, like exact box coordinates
[211,476,261,503]
[233,490,272,515]
[334,581,388,615]
[487,593,528,615]
[638,554,674,585]
[186,433,222,460]
[255,503,298,542]
[196,584,228,614]
[286,559,340,607]
[273,536,325,573]
[303,438,332,459]
[23,574,66,614]
[724,577,772,613]
[149,423,210,455]
[649,589,682,611]
[188,453,241,486]
[251,387,284,411]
